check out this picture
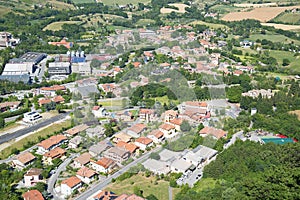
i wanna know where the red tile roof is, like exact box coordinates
[40,85,66,91]
[43,147,66,159]
[65,124,89,136]
[169,118,183,126]
[135,137,153,145]
[23,190,44,200]
[37,134,67,150]
[52,95,65,103]
[38,98,51,105]
[74,153,92,165]
[61,176,82,188]
[149,130,164,139]
[95,157,115,169]
[160,123,175,131]
[76,167,97,178]
[128,124,146,134]
[199,127,227,139]
[93,190,118,200]
[116,141,139,154]
[16,152,36,165]
[139,109,155,115]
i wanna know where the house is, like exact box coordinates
[134,137,153,151]
[132,62,141,68]
[93,190,118,200]
[89,141,112,158]
[143,159,171,175]
[43,147,66,165]
[159,123,176,138]
[90,157,117,173]
[72,62,91,75]
[13,152,36,170]
[37,134,67,154]
[242,89,274,99]
[92,106,108,118]
[52,95,65,104]
[113,132,132,143]
[23,190,44,200]
[115,141,139,155]
[76,166,97,184]
[48,39,73,49]
[0,101,20,112]
[68,136,83,149]
[39,85,66,97]
[191,145,218,165]
[115,111,134,122]
[74,153,92,168]
[23,111,42,124]
[167,118,183,131]
[170,158,192,173]
[127,123,147,138]
[38,98,51,106]
[61,176,82,197]
[24,168,43,187]
[139,109,156,123]
[147,130,165,144]
[86,125,105,138]
[103,146,131,163]
[163,110,178,122]
[199,127,227,139]
[64,124,89,137]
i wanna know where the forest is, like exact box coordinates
[175,141,300,200]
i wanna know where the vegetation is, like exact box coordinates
[175,141,300,200]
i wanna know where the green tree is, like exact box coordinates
[180,120,191,132]
[0,117,4,128]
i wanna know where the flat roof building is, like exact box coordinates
[48,62,71,76]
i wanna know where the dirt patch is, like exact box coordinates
[289,110,300,120]
[261,23,300,30]
[222,6,300,22]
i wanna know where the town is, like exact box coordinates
[0,0,300,200]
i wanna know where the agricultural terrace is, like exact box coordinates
[222,6,300,22]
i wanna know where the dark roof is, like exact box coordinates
[0,74,31,83]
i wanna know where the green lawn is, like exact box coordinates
[189,20,228,29]
[268,50,300,73]
[194,178,217,192]
[273,12,300,25]
[0,120,71,159]
[43,21,82,31]
[105,173,170,200]
[101,0,150,6]
[98,99,123,107]
[72,0,95,4]
[248,33,300,45]
[150,96,179,105]
[136,19,156,27]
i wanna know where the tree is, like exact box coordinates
[146,194,158,200]
[133,186,143,197]
[0,117,4,128]
[282,58,290,66]
[149,152,160,160]
[180,120,191,132]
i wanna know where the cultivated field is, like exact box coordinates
[234,3,277,8]
[261,23,300,31]
[272,12,300,25]
[160,3,190,14]
[222,6,300,22]
[43,21,82,31]
[100,0,150,6]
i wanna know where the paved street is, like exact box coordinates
[0,112,70,145]
[48,153,78,200]
[75,148,161,200]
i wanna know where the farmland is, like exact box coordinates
[160,3,190,14]
[261,23,300,31]
[43,21,83,31]
[100,0,150,6]
[72,0,95,4]
[222,6,300,22]
[272,12,300,25]
[247,33,300,45]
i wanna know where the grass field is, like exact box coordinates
[272,12,300,25]
[222,6,300,22]
[101,0,150,6]
[98,99,123,107]
[0,120,71,159]
[136,19,156,27]
[72,0,95,4]
[150,96,179,105]
[210,4,241,15]
[105,173,171,200]
[269,50,299,66]
[189,20,228,29]
[194,178,217,192]
[43,21,82,31]
[261,23,300,31]
[247,33,300,45]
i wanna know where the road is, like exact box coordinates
[75,148,160,200]
[223,131,245,149]
[0,112,70,145]
[48,153,78,200]
[169,186,173,200]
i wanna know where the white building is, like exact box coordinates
[23,111,42,123]
[61,176,82,197]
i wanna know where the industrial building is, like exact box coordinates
[48,62,71,76]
